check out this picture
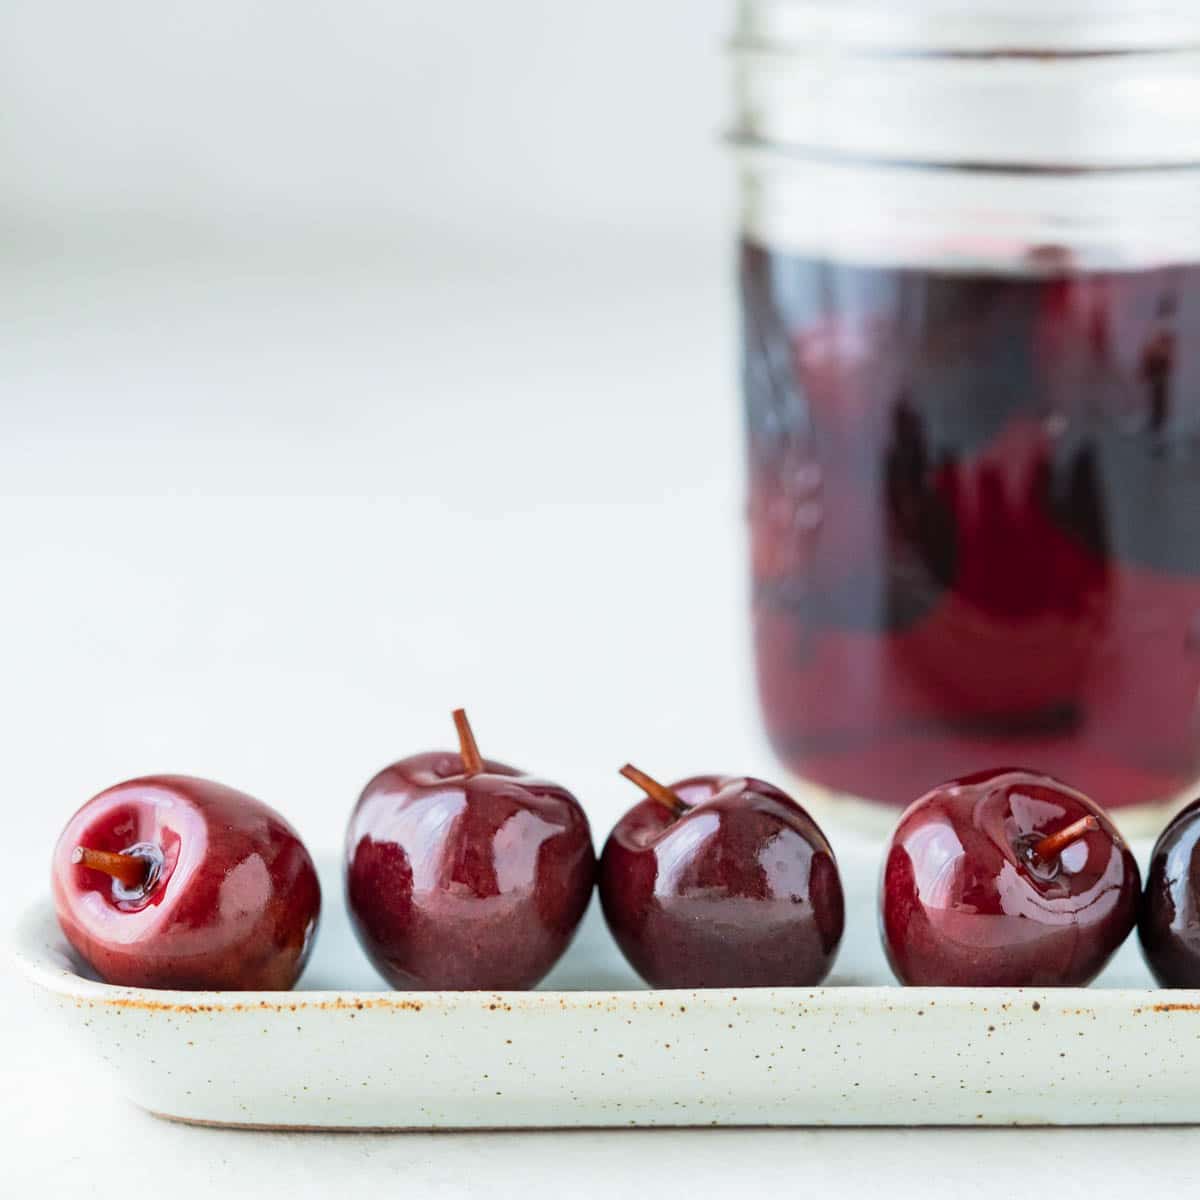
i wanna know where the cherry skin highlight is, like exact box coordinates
[52,775,321,990]
[1139,797,1200,987]
[598,767,844,988]
[344,710,595,990]
[880,768,1139,987]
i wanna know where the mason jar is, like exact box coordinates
[733,0,1200,824]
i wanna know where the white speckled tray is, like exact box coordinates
[10,838,1200,1128]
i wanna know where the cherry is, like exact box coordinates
[896,418,1113,719]
[1139,798,1200,987]
[344,710,595,990]
[598,765,844,988]
[880,768,1139,987]
[52,775,321,990]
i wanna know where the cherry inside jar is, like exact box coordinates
[743,244,1200,809]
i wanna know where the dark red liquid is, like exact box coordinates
[742,241,1200,809]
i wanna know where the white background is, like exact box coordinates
[2,3,1198,1195]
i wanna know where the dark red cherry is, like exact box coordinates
[344,710,595,990]
[52,776,321,990]
[895,418,1112,719]
[1139,797,1200,987]
[880,768,1139,987]
[598,766,844,988]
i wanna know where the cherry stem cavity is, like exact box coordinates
[620,764,686,816]
[1032,815,1100,862]
[71,846,150,890]
[452,708,484,777]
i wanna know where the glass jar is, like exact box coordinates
[733,1,1200,822]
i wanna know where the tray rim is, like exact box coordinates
[13,896,1200,1018]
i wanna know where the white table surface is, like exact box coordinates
[3,240,1198,1196]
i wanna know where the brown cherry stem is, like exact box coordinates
[452,708,484,776]
[71,846,150,889]
[1032,815,1100,862]
[620,764,686,816]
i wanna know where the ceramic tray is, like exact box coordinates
[10,837,1199,1129]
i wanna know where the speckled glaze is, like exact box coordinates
[1140,796,1200,987]
[11,883,1200,1129]
[599,776,844,988]
[51,776,321,991]
[15,825,1200,1129]
[881,769,1140,987]
[345,752,595,990]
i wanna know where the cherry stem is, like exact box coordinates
[620,764,686,816]
[71,846,149,890]
[1032,815,1100,862]
[452,708,484,777]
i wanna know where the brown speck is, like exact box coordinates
[1032,1001,1041,1012]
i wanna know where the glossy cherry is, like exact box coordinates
[344,710,595,990]
[880,768,1139,987]
[598,766,844,988]
[52,775,321,990]
[1139,797,1200,987]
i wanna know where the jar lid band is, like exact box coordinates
[735,0,1200,55]
[733,2,1200,169]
